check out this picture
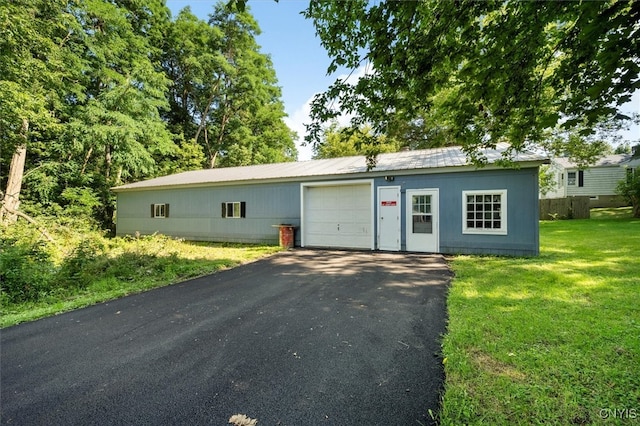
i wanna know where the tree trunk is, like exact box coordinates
[104,143,112,181]
[0,119,28,225]
[210,113,230,168]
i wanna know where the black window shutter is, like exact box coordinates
[151,204,155,218]
[578,170,584,187]
[165,204,170,218]
[240,202,246,218]
[221,202,226,218]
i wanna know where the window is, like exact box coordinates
[567,171,584,187]
[221,201,246,218]
[411,194,433,234]
[463,190,507,234]
[151,203,169,218]
[627,167,635,183]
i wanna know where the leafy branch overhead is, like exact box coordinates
[303,0,639,160]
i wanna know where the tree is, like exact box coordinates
[302,1,639,163]
[0,0,81,224]
[615,143,632,155]
[163,3,296,169]
[314,123,400,160]
[162,7,227,167]
[538,165,557,198]
[1,0,178,228]
[617,170,640,218]
[207,3,296,167]
[2,0,297,231]
[61,0,177,227]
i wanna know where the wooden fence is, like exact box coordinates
[539,197,590,220]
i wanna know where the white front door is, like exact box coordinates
[406,189,439,252]
[378,186,400,251]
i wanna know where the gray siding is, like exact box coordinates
[565,166,626,197]
[116,182,301,244]
[116,167,540,256]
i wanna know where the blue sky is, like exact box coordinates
[166,0,639,160]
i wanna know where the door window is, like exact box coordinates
[412,195,432,234]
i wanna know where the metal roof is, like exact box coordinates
[553,154,634,169]
[112,142,547,191]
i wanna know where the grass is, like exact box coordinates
[1,233,281,328]
[440,207,640,425]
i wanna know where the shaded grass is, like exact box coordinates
[1,234,281,327]
[440,207,640,425]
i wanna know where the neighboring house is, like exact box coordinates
[541,153,638,208]
[112,143,547,256]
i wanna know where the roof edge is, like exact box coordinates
[112,159,547,193]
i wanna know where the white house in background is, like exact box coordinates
[541,152,639,207]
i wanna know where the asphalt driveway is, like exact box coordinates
[1,249,452,425]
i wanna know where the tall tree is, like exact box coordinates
[63,0,176,226]
[164,3,296,168]
[0,0,81,223]
[210,3,297,166]
[303,1,639,163]
[162,7,228,167]
[2,0,177,228]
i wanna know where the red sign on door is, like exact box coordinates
[381,201,397,206]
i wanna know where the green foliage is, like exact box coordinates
[2,0,295,231]
[163,3,296,169]
[0,236,55,305]
[537,165,556,198]
[615,143,632,155]
[56,235,106,289]
[59,187,101,219]
[616,170,640,217]
[313,123,400,161]
[304,1,639,163]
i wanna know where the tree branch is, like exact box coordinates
[0,204,56,244]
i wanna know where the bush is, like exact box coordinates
[56,236,107,289]
[0,238,55,304]
[616,171,640,218]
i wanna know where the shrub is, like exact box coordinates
[616,171,640,218]
[0,238,55,304]
[56,236,107,289]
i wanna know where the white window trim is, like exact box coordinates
[462,190,507,235]
[229,201,240,218]
[222,201,246,219]
[153,203,166,218]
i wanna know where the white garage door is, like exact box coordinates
[302,182,373,249]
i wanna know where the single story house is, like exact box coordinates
[112,143,547,256]
[541,153,639,208]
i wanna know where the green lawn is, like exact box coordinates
[440,207,640,425]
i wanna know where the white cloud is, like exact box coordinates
[284,98,314,161]
[285,64,373,161]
